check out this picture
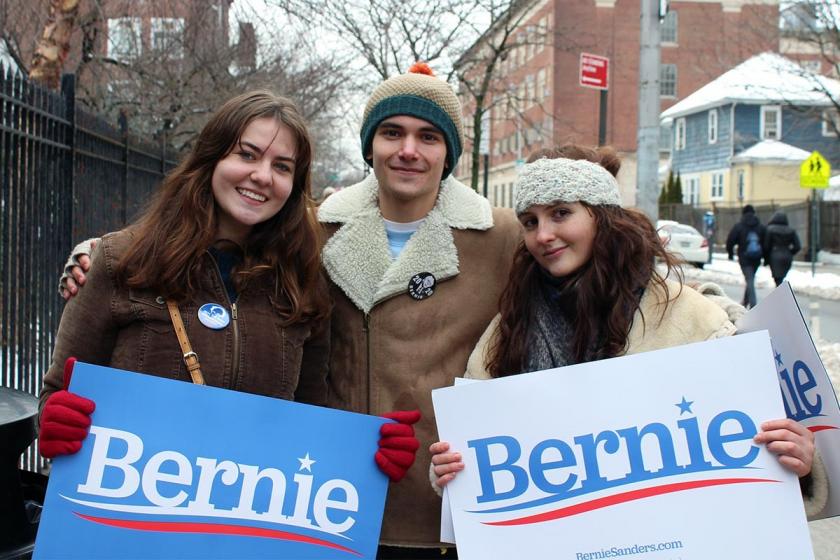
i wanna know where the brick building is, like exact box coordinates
[455,0,780,207]
[2,0,237,75]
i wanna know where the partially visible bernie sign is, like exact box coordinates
[739,281,840,519]
[35,362,389,559]
[433,331,814,560]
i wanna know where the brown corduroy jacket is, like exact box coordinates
[40,229,329,411]
[318,175,521,547]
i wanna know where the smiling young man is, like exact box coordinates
[317,64,520,556]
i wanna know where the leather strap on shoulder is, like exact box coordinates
[166,299,206,385]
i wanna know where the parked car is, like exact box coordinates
[656,220,709,268]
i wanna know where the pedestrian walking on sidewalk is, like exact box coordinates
[764,211,802,287]
[726,204,766,308]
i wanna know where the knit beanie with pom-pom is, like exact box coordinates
[360,62,464,179]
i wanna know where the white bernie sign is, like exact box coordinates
[433,331,813,560]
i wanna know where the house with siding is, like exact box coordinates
[661,53,840,207]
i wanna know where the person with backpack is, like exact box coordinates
[764,211,802,287]
[726,204,767,308]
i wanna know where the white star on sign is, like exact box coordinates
[298,453,316,472]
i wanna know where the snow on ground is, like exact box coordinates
[672,255,840,301]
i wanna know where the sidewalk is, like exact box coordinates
[679,253,840,302]
[811,517,840,560]
[790,257,840,277]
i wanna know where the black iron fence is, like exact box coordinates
[0,68,176,472]
[660,199,840,256]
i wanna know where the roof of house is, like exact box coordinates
[661,52,840,122]
[730,139,811,164]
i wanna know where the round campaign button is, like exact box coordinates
[198,303,230,330]
[408,272,436,301]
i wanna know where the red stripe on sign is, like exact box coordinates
[483,478,778,526]
[73,513,362,557]
[808,425,838,433]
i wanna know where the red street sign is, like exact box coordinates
[580,52,609,90]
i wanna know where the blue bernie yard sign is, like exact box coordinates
[34,362,389,559]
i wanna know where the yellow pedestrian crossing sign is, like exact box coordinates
[800,151,831,189]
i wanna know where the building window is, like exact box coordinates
[527,25,535,59]
[536,68,546,103]
[659,124,673,152]
[526,74,535,104]
[107,17,142,61]
[737,170,745,200]
[660,64,677,97]
[661,11,678,44]
[545,71,552,99]
[674,118,686,150]
[822,108,839,137]
[711,172,724,200]
[708,109,718,144]
[539,16,548,52]
[151,18,184,58]
[761,105,782,140]
[684,176,699,204]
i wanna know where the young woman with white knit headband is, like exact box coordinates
[428,143,827,517]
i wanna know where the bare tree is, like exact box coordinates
[780,1,840,136]
[27,0,81,88]
[58,2,349,152]
[2,0,352,184]
[280,0,482,83]
[454,0,555,190]
[279,0,564,191]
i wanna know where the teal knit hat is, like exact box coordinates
[360,63,464,179]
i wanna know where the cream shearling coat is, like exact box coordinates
[438,279,829,519]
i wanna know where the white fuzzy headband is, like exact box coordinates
[514,157,621,215]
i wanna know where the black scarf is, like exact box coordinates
[524,270,598,372]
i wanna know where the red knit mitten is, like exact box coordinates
[376,410,421,482]
[39,357,96,458]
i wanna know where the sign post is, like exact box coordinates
[579,53,609,146]
[800,150,831,277]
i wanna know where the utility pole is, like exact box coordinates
[636,0,664,221]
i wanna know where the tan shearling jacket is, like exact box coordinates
[318,174,521,547]
[40,229,329,410]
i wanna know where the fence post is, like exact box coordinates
[61,74,75,242]
[123,121,129,225]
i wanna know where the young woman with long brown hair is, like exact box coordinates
[429,145,826,516]
[37,91,419,483]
